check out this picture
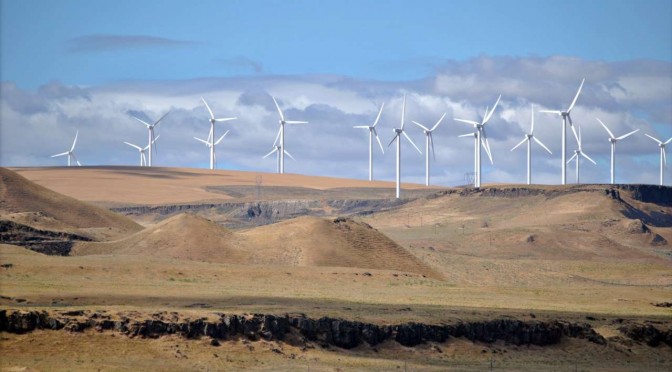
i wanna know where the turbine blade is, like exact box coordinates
[567,78,585,113]
[214,117,237,122]
[567,153,578,163]
[70,130,79,152]
[374,128,385,154]
[454,118,479,126]
[664,137,672,145]
[596,118,615,139]
[153,134,160,144]
[412,121,429,131]
[539,110,562,115]
[215,131,228,145]
[201,97,215,119]
[72,154,81,166]
[568,116,580,145]
[616,129,639,140]
[272,96,285,122]
[284,149,296,161]
[124,142,142,151]
[430,113,446,131]
[645,134,663,144]
[458,133,474,138]
[273,127,281,147]
[482,135,494,165]
[133,116,152,127]
[388,133,399,147]
[263,148,278,159]
[400,94,406,130]
[483,94,501,124]
[51,152,69,158]
[353,126,369,129]
[530,104,535,133]
[663,148,667,165]
[581,152,597,165]
[430,134,436,161]
[153,111,170,126]
[402,131,422,154]
[533,137,553,154]
[285,120,308,124]
[194,137,209,145]
[511,137,527,151]
[372,102,385,127]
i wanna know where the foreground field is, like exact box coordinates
[2,167,672,370]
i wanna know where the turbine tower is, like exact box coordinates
[644,134,671,186]
[353,103,385,181]
[412,113,446,186]
[510,105,552,185]
[567,125,596,184]
[194,131,228,169]
[596,118,639,184]
[387,94,422,198]
[201,97,236,170]
[51,130,81,166]
[540,78,584,185]
[124,135,159,166]
[271,96,308,174]
[454,94,501,188]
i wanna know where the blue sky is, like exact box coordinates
[1,0,671,186]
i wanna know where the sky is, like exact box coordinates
[1,0,671,186]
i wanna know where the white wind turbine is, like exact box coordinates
[201,97,237,170]
[388,94,422,199]
[271,96,308,174]
[454,95,501,188]
[567,125,596,184]
[133,111,169,167]
[194,131,228,169]
[124,135,159,167]
[510,105,552,185]
[644,134,671,186]
[540,78,584,185]
[51,130,81,166]
[596,118,639,185]
[263,144,296,174]
[412,113,446,186]
[353,103,385,181]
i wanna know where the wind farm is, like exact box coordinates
[2,1,671,371]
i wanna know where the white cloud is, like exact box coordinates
[1,56,671,186]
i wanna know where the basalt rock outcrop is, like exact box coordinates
[0,309,615,349]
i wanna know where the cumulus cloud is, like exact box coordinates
[1,56,670,186]
[67,34,196,52]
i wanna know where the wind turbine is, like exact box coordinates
[644,134,671,186]
[132,111,170,167]
[263,143,296,174]
[194,131,228,169]
[51,130,81,166]
[271,96,308,174]
[353,103,385,181]
[124,135,159,166]
[510,105,552,185]
[540,78,585,185]
[388,94,422,198]
[567,125,596,184]
[201,97,236,170]
[454,94,501,188]
[412,113,446,186]
[596,118,639,184]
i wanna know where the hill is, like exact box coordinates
[0,167,142,240]
[72,213,441,278]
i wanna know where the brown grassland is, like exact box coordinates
[1,166,671,371]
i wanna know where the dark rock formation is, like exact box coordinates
[0,220,91,255]
[0,309,617,350]
[619,323,672,347]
